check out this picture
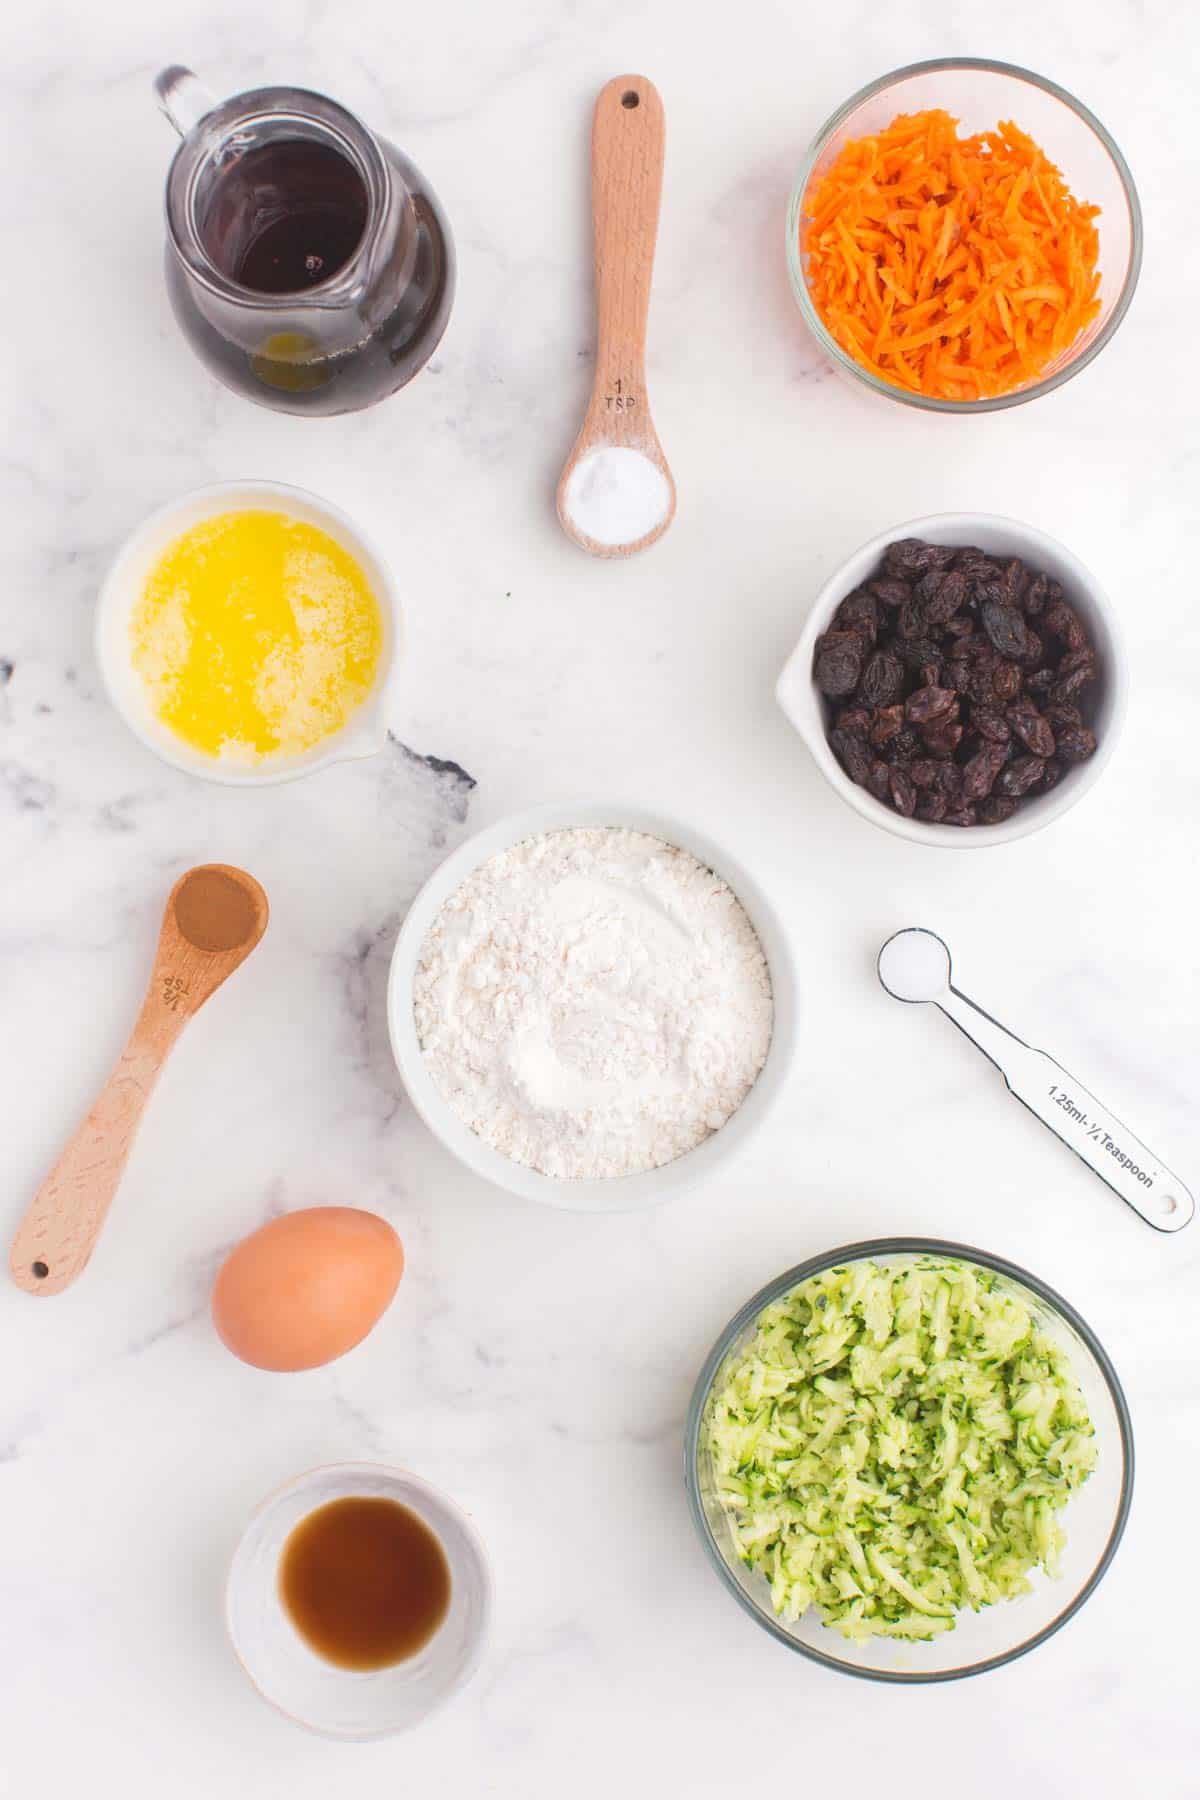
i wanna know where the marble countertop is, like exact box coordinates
[4,1,1198,1794]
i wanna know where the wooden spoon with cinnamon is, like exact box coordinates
[10,865,268,1296]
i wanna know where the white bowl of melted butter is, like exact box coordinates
[96,480,402,786]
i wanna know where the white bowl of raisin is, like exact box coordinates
[776,513,1128,846]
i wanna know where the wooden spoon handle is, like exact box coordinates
[589,75,665,433]
[10,1006,180,1297]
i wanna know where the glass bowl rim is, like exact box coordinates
[785,57,1144,414]
[684,1234,1135,1683]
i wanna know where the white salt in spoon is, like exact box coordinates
[557,75,676,558]
[877,928,1194,1234]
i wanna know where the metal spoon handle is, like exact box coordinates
[937,985,1194,1234]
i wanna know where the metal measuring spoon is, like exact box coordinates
[877,928,1193,1234]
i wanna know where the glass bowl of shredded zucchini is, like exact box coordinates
[686,1240,1132,1680]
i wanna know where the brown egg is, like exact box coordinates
[212,1207,404,1371]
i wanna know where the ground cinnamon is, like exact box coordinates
[173,867,260,952]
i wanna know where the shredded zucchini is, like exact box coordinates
[705,1257,1096,1642]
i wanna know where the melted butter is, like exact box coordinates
[129,509,383,763]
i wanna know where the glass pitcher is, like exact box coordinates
[154,66,455,417]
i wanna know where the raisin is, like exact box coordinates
[886,727,921,763]
[925,569,970,625]
[972,707,1011,744]
[911,758,959,795]
[916,791,948,822]
[1042,600,1086,652]
[897,636,941,673]
[981,601,1029,660]
[898,599,927,639]
[978,794,1018,825]
[966,664,1001,708]
[1051,661,1095,705]
[884,538,936,576]
[921,720,964,757]
[1054,724,1097,763]
[835,588,880,644]
[954,550,1002,582]
[858,650,905,708]
[1023,573,1050,616]
[991,660,1023,703]
[830,727,872,785]
[996,754,1046,798]
[886,538,953,577]
[835,706,871,737]
[1007,702,1056,759]
[915,568,946,607]
[1001,559,1028,607]
[814,629,866,696]
[867,759,892,801]
[1057,673,1093,705]
[905,685,957,726]
[962,741,1009,800]
[1058,646,1096,678]
[942,804,978,827]
[868,577,912,609]
[888,768,918,817]
[1037,759,1064,793]
[1042,702,1082,731]
[869,704,905,747]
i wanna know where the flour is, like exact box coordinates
[413,827,773,1179]
[561,446,672,547]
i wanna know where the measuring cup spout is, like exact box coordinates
[154,65,218,139]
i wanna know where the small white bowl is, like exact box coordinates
[95,480,403,786]
[776,513,1127,847]
[226,1463,491,1740]
[387,802,800,1212]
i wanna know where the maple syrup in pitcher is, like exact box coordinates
[218,141,370,294]
[155,68,455,416]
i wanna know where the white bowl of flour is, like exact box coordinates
[387,804,799,1211]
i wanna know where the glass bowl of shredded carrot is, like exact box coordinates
[787,60,1142,411]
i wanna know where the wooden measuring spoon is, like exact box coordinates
[10,865,268,1297]
[557,75,676,558]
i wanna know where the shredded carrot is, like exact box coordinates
[802,110,1101,401]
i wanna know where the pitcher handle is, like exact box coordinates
[154,65,218,138]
